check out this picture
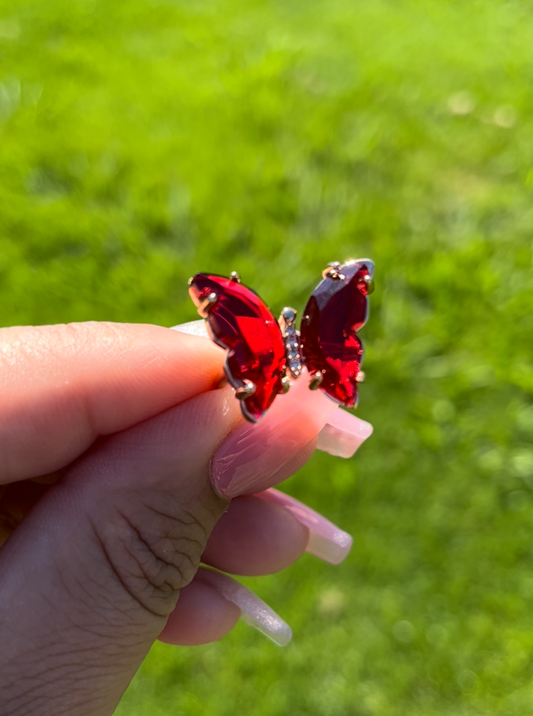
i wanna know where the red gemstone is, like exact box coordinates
[300,261,373,407]
[189,274,286,422]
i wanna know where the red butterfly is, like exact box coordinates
[188,259,374,423]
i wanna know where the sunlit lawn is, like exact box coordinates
[1,0,533,713]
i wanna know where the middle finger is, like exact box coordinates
[202,488,353,576]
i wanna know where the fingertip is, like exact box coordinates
[0,322,227,483]
[211,373,337,499]
[158,577,241,646]
[202,494,309,576]
[256,489,354,565]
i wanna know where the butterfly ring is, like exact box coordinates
[188,259,374,423]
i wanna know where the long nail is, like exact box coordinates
[171,320,209,337]
[173,322,372,483]
[317,408,373,458]
[257,489,353,565]
[211,374,338,498]
[196,568,292,647]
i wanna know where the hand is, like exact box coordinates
[0,321,372,716]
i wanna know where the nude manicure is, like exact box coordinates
[257,489,353,565]
[173,322,374,492]
[196,568,292,647]
[317,408,373,458]
[210,375,339,498]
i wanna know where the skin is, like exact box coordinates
[0,322,317,716]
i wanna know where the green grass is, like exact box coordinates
[1,0,533,713]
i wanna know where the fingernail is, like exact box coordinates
[171,320,209,337]
[196,568,292,647]
[317,408,373,458]
[257,489,353,565]
[173,322,372,459]
[211,372,338,498]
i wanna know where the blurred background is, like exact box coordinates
[1,0,533,713]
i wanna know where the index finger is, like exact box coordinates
[0,322,225,484]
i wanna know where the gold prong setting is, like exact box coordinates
[278,306,303,379]
[281,375,291,393]
[322,261,345,281]
[197,291,218,317]
[362,274,374,294]
[309,371,324,390]
[235,379,256,400]
[229,271,241,284]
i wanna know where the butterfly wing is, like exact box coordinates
[189,273,286,422]
[300,259,374,407]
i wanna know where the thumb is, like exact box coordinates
[0,386,242,716]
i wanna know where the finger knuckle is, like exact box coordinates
[92,494,211,618]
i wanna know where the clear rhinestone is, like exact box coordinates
[281,307,297,323]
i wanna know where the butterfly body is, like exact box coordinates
[189,259,373,423]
